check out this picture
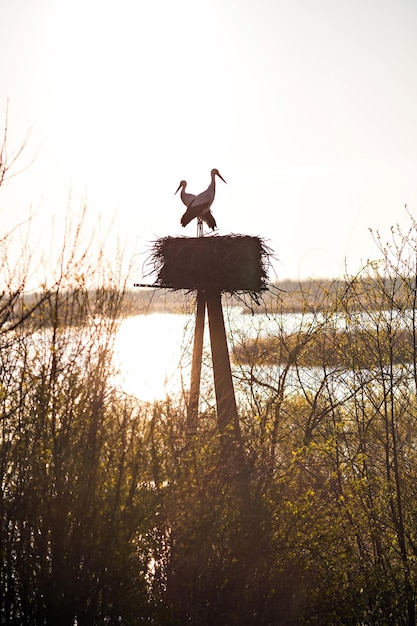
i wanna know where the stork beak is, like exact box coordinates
[217,172,227,184]
[174,183,182,195]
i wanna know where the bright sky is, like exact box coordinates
[1,0,417,283]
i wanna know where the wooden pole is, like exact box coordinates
[206,291,239,436]
[186,219,206,436]
[186,291,206,436]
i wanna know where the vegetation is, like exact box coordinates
[3,120,417,624]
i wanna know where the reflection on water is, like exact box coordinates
[113,313,194,402]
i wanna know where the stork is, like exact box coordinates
[175,180,206,235]
[180,168,226,232]
[176,179,217,235]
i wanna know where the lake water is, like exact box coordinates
[112,306,416,404]
[112,306,322,403]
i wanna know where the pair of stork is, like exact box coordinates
[175,168,226,233]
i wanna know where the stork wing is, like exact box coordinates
[180,205,202,227]
[202,210,217,231]
[180,199,211,227]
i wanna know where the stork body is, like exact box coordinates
[180,169,226,231]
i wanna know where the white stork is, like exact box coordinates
[175,179,217,233]
[180,168,226,231]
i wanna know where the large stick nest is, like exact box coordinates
[148,235,271,293]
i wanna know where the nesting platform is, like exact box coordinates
[151,234,270,293]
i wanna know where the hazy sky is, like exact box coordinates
[1,0,417,282]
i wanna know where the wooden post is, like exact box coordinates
[186,291,206,436]
[206,291,239,437]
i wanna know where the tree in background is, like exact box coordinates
[0,118,158,625]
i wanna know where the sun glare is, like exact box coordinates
[113,312,191,402]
